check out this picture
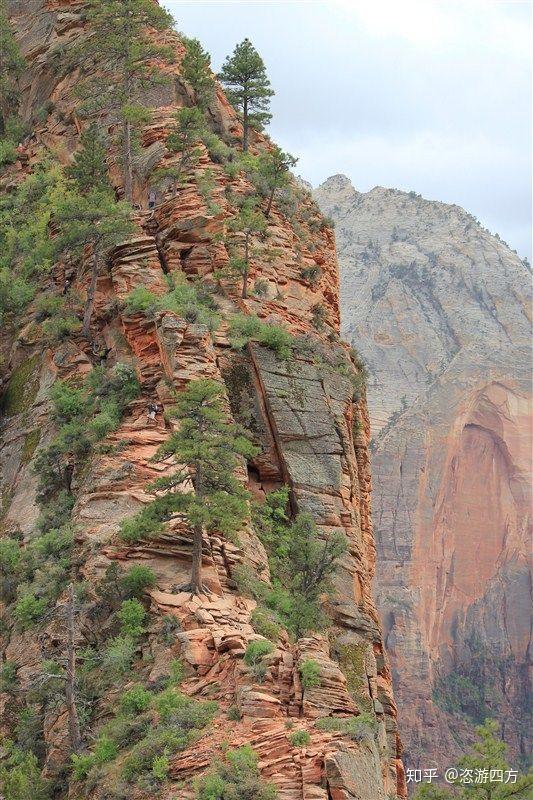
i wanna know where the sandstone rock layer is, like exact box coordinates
[0,9,403,800]
[314,174,532,769]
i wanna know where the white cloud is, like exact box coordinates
[167,0,532,259]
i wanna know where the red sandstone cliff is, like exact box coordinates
[0,5,404,798]
[314,174,532,771]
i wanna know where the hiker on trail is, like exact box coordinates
[146,402,161,424]
[148,190,157,210]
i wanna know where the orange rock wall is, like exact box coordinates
[0,3,404,798]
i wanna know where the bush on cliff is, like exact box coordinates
[123,281,220,331]
[249,488,347,638]
[0,742,49,800]
[228,313,293,359]
[194,744,277,800]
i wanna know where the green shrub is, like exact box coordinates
[94,734,118,765]
[195,745,276,800]
[243,639,274,682]
[99,713,151,750]
[123,286,161,316]
[122,727,187,782]
[168,658,185,686]
[250,607,281,642]
[71,752,95,781]
[120,685,152,715]
[310,302,327,330]
[151,751,170,782]
[154,688,189,722]
[227,705,241,721]
[118,599,146,639]
[315,713,377,742]
[244,640,274,666]
[228,313,293,359]
[299,659,321,689]
[300,265,321,284]
[102,635,136,677]
[123,281,220,331]
[42,313,82,342]
[153,690,217,731]
[0,139,17,167]
[13,594,46,630]
[118,494,180,543]
[120,565,157,598]
[0,660,18,692]
[289,730,310,747]
[0,744,49,800]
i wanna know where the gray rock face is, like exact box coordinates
[314,174,532,768]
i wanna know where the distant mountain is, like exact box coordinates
[315,174,532,768]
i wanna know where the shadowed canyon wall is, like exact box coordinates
[0,5,404,799]
[314,174,532,770]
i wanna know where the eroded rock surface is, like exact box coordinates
[0,8,403,799]
[315,174,532,769]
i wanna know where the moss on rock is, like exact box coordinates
[338,642,373,713]
[21,429,41,464]
[0,355,40,417]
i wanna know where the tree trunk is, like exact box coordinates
[242,232,249,299]
[65,583,82,753]
[123,117,133,204]
[265,188,275,218]
[82,249,99,338]
[243,97,248,152]
[190,524,203,594]
[190,463,204,594]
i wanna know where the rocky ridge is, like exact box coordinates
[0,6,404,800]
[314,174,532,769]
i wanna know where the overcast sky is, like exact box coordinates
[167,0,532,260]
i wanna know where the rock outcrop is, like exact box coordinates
[314,174,532,769]
[0,8,403,800]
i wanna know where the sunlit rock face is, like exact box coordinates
[315,174,532,769]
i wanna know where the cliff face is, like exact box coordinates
[0,6,404,799]
[314,174,532,769]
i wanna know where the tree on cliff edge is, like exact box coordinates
[53,189,133,337]
[75,0,174,203]
[181,36,215,110]
[66,122,110,194]
[151,379,257,595]
[219,38,274,151]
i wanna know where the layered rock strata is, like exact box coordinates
[0,7,404,799]
[314,174,532,769]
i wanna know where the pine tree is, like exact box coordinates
[151,379,257,595]
[66,123,110,194]
[0,0,26,138]
[285,514,346,638]
[53,189,134,337]
[254,146,298,217]
[156,106,206,195]
[226,198,266,298]
[219,39,274,151]
[181,37,215,110]
[413,720,533,800]
[75,0,174,203]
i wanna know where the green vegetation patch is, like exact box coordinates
[337,642,373,712]
[20,429,41,465]
[0,355,40,417]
